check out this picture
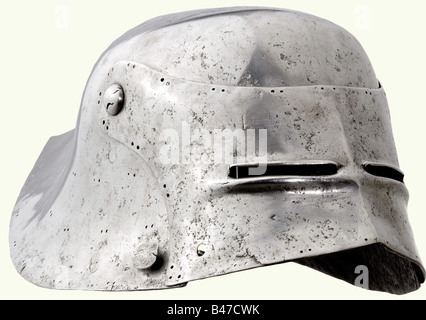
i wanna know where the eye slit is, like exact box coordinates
[363,163,404,183]
[229,162,339,179]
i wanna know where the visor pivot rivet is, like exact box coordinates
[104,84,124,116]
[132,242,159,270]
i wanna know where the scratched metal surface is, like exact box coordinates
[9,7,424,293]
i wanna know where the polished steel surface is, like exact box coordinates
[9,7,425,294]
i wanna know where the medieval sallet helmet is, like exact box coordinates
[9,7,425,295]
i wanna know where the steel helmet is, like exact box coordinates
[9,7,425,294]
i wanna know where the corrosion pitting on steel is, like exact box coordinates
[9,7,425,294]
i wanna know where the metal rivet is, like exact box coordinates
[104,84,124,116]
[132,243,159,270]
[197,244,207,256]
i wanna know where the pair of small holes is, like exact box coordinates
[211,88,226,92]
[160,78,170,85]
[130,142,140,150]
[163,184,170,198]
[317,87,337,91]
[101,120,109,130]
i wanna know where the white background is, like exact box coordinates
[1,0,425,300]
